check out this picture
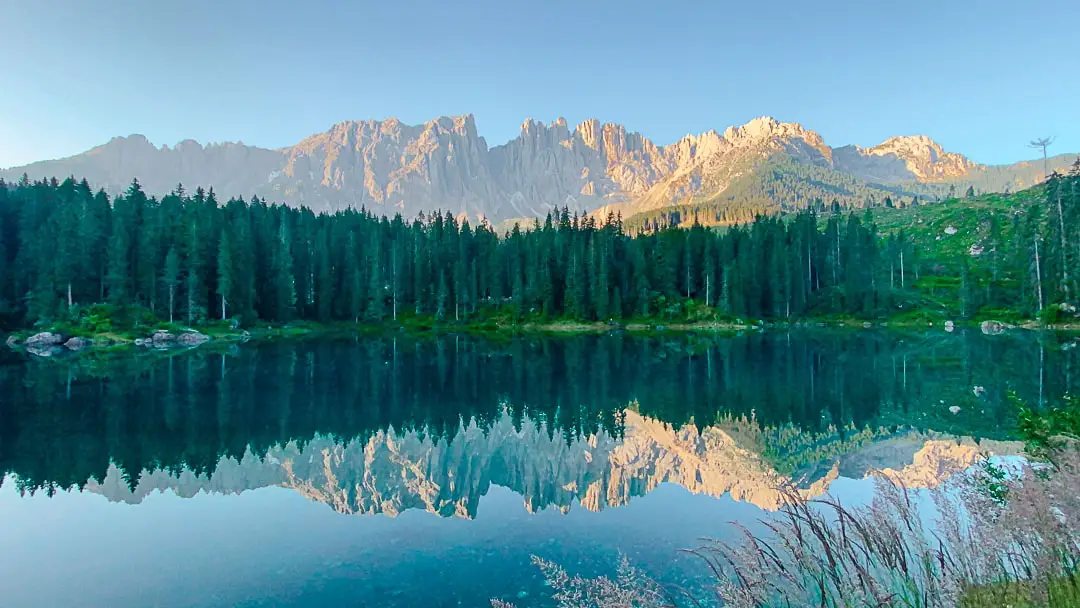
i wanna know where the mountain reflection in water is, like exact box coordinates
[79,410,1020,516]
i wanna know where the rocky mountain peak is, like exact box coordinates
[98,134,156,152]
[862,134,978,181]
[575,118,603,150]
[869,134,945,157]
[6,112,1054,223]
[173,139,204,152]
[722,116,820,146]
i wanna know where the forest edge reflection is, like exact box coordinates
[0,330,1072,514]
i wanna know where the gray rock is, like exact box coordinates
[134,338,149,347]
[151,331,176,347]
[26,332,63,346]
[177,331,210,345]
[5,335,19,347]
[944,320,955,332]
[64,337,91,351]
[980,320,1013,335]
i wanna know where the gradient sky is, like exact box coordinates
[1,0,1076,169]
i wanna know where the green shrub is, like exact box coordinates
[1038,303,1078,325]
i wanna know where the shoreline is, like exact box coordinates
[4,316,1078,356]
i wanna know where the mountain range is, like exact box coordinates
[3,115,1075,224]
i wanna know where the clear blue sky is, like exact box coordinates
[1,0,1076,169]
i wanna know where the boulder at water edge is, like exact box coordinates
[980,320,1013,335]
[25,332,63,346]
[177,331,210,346]
[64,337,91,351]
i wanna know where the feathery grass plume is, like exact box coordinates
[490,554,672,608]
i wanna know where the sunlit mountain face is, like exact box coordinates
[3,115,1073,223]
[0,331,1070,607]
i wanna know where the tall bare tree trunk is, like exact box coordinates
[392,247,398,321]
[1035,238,1045,312]
[834,226,840,285]
[806,238,811,298]
[1057,188,1070,301]
[899,249,905,289]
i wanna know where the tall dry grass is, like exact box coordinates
[493,444,1080,607]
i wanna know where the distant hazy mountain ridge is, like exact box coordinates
[3,115,1071,223]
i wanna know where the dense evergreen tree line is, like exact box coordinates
[0,168,1077,328]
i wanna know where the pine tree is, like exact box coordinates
[0,218,8,313]
[590,238,609,320]
[217,229,234,321]
[106,230,130,306]
[271,218,296,321]
[344,232,363,323]
[365,233,385,322]
[162,247,180,323]
[314,227,333,322]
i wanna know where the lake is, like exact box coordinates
[0,330,1076,607]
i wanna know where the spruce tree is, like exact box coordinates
[162,247,180,323]
[217,230,234,321]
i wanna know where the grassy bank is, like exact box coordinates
[4,305,1075,353]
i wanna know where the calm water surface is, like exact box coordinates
[0,330,1076,607]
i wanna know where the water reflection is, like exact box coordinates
[0,330,1069,505]
[76,410,1021,517]
[0,330,1073,607]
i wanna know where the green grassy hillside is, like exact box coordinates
[869,188,1042,265]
